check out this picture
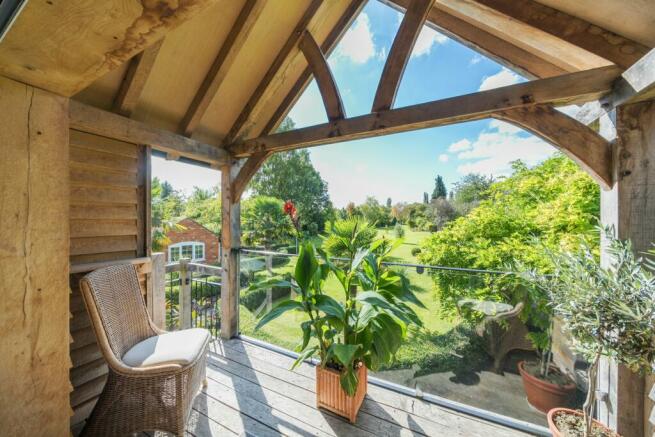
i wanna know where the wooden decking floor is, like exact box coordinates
[146,338,533,437]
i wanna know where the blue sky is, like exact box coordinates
[154,0,563,207]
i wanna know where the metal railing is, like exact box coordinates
[165,259,222,337]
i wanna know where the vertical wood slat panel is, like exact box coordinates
[68,130,150,430]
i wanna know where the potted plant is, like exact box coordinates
[250,225,424,423]
[524,229,655,436]
[506,267,577,414]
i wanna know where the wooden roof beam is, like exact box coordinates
[298,31,345,121]
[432,0,611,72]
[222,0,323,145]
[112,40,164,117]
[70,100,228,166]
[607,48,655,108]
[180,0,265,136]
[382,0,565,79]
[494,105,612,189]
[228,65,620,157]
[262,0,366,135]
[372,0,434,112]
[232,151,271,202]
[475,0,649,71]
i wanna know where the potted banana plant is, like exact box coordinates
[250,231,424,423]
[524,229,655,437]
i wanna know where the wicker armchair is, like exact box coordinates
[79,264,210,436]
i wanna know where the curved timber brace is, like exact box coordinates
[494,105,613,190]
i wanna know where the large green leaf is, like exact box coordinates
[295,243,318,291]
[255,300,304,330]
[300,320,313,351]
[314,295,345,319]
[351,248,369,272]
[246,277,297,293]
[355,304,378,331]
[291,346,318,370]
[330,344,360,367]
[340,368,359,396]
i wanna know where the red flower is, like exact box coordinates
[283,200,301,233]
[283,200,296,217]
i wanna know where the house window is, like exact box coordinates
[169,242,205,262]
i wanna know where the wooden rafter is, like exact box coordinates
[494,105,612,189]
[262,0,366,135]
[382,0,565,79]
[228,65,620,157]
[180,0,264,136]
[609,48,655,108]
[69,101,228,166]
[475,0,649,70]
[222,0,323,145]
[298,31,345,121]
[372,0,434,112]
[112,40,164,116]
[433,0,611,72]
[232,151,271,201]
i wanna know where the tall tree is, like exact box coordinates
[386,197,392,208]
[250,149,332,234]
[432,175,447,199]
[423,192,429,204]
[250,117,332,234]
[453,173,494,204]
[184,185,221,233]
[242,196,293,249]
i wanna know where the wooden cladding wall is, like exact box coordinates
[68,130,151,431]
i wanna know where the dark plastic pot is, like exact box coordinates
[518,361,576,413]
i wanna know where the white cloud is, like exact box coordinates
[478,67,523,91]
[469,54,483,66]
[447,138,472,153]
[438,154,449,163]
[334,13,377,64]
[411,26,448,58]
[454,120,555,176]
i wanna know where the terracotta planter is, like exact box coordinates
[518,361,576,413]
[548,408,619,437]
[316,363,367,423]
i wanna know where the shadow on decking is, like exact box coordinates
[204,339,426,437]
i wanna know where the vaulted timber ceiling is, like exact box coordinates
[0,0,653,148]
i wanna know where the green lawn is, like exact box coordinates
[239,226,464,367]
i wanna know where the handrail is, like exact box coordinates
[70,256,151,274]
[239,248,516,276]
[165,261,222,276]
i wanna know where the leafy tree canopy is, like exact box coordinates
[242,196,294,249]
[452,173,494,204]
[418,154,600,316]
[250,148,333,235]
[184,186,221,233]
[432,175,447,199]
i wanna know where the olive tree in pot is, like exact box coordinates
[251,227,424,423]
[524,229,655,437]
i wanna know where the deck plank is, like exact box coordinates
[214,339,531,437]
[205,355,375,437]
[210,346,446,436]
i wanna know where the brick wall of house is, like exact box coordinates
[164,218,221,264]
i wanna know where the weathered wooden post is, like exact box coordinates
[179,258,192,329]
[150,252,167,329]
[221,160,241,339]
[598,101,655,437]
[0,76,71,435]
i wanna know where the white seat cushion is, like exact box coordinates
[122,328,210,367]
